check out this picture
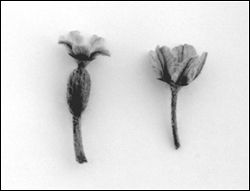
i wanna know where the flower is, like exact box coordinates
[59,31,111,163]
[150,44,207,87]
[150,44,208,149]
[59,31,110,63]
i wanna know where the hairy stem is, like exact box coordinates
[73,116,87,163]
[171,86,180,149]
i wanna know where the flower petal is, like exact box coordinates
[193,52,208,80]
[172,44,197,62]
[161,46,175,66]
[150,50,163,79]
[90,35,104,48]
[175,57,198,85]
[184,52,207,84]
[89,35,110,58]
[68,31,83,45]
[176,52,207,86]
[159,46,173,83]
[58,39,73,53]
[183,44,197,60]
[58,31,85,55]
[170,57,193,82]
[89,47,110,60]
[155,46,165,69]
[172,45,184,62]
[161,46,184,82]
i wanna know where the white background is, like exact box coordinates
[1,2,249,190]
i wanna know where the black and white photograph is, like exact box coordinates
[1,1,249,190]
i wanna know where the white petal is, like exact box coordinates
[89,35,108,54]
[90,35,104,47]
[68,31,83,45]
[90,47,111,60]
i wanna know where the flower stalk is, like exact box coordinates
[170,85,180,149]
[73,115,87,163]
[150,44,207,149]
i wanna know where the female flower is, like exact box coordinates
[59,31,110,163]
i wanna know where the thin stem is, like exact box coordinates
[73,116,87,163]
[171,86,180,149]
